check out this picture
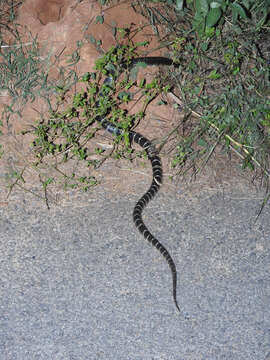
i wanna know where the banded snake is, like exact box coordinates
[97,55,182,313]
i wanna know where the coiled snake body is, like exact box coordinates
[98,56,181,312]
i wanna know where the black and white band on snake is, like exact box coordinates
[96,56,183,314]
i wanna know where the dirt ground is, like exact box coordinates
[0,0,257,206]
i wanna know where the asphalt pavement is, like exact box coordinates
[0,186,269,359]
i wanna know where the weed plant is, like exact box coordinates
[0,0,270,213]
[29,43,170,189]
[133,0,270,213]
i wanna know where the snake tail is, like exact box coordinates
[130,131,181,312]
[97,56,182,312]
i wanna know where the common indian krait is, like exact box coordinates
[97,55,182,313]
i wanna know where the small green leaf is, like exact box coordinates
[139,79,146,88]
[43,177,54,188]
[208,69,221,79]
[134,61,147,69]
[241,0,250,9]
[206,7,222,27]
[195,0,209,16]
[175,0,184,10]
[95,15,104,24]
[231,3,248,22]
[135,41,149,47]
[232,66,240,75]
[112,27,117,37]
[198,138,208,147]
[201,42,209,51]
[210,1,222,8]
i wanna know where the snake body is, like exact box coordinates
[98,56,181,312]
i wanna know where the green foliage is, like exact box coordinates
[169,29,270,174]
[1,0,270,213]
[175,0,270,37]
[29,43,170,190]
[0,35,79,124]
[136,0,270,201]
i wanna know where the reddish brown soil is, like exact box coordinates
[0,0,252,205]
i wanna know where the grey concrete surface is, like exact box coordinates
[0,187,269,359]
